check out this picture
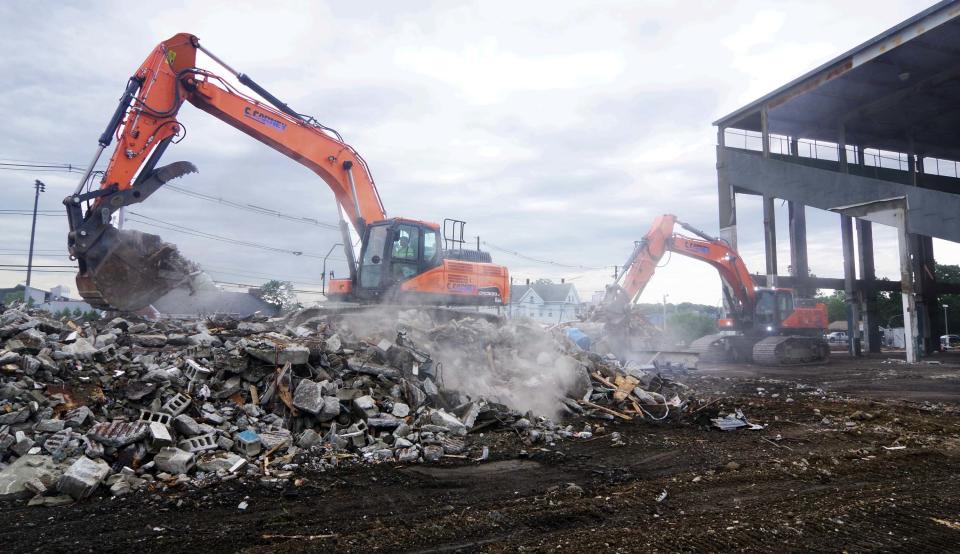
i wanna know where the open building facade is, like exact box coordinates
[714,0,960,361]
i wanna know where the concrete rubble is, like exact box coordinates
[0,304,695,505]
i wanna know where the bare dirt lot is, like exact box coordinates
[2,352,959,553]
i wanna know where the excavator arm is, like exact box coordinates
[65,33,387,310]
[598,214,756,319]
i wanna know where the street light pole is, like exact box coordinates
[25,180,46,296]
[321,243,343,296]
[944,303,950,337]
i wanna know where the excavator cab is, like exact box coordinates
[354,219,442,300]
[751,288,796,334]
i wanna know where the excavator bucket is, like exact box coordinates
[76,226,200,312]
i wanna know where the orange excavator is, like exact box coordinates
[597,214,829,365]
[64,33,509,312]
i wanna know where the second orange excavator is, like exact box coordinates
[597,214,829,365]
[64,33,509,312]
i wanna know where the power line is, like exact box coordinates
[202,267,326,287]
[481,240,605,270]
[0,161,81,170]
[212,280,324,295]
[201,262,328,282]
[0,268,74,274]
[0,212,66,217]
[0,264,75,268]
[1,159,340,231]
[0,249,68,253]
[125,211,347,261]
[164,184,340,230]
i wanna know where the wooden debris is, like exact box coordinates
[578,399,632,421]
[613,374,640,403]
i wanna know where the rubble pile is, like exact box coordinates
[575,355,692,422]
[0,305,694,505]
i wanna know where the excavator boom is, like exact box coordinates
[597,214,828,365]
[66,33,508,311]
[600,214,755,318]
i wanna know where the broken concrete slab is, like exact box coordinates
[352,395,379,418]
[61,338,97,361]
[429,409,467,436]
[244,333,310,365]
[132,334,167,347]
[0,454,63,500]
[293,379,324,415]
[196,451,245,473]
[58,456,110,499]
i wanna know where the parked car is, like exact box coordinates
[941,334,960,350]
[827,331,848,344]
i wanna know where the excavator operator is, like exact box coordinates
[392,229,419,279]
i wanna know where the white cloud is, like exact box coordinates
[0,0,952,309]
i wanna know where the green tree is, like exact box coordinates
[814,290,847,323]
[257,280,298,311]
[82,310,101,322]
[665,312,717,345]
[4,291,24,304]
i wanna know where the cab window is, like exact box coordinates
[755,291,776,325]
[360,225,388,288]
[392,226,419,261]
[391,225,420,281]
[777,291,795,319]
[424,231,438,262]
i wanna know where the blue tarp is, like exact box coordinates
[564,327,591,350]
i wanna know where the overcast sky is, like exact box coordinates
[1,0,956,308]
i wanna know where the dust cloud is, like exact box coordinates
[332,307,590,420]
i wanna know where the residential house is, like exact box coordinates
[509,281,582,325]
[0,284,94,314]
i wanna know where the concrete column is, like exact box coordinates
[911,235,938,354]
[788,201,809,295]
[841,215,861,356]
[856,219,881,353]
[897,214,919,363]
[717,127,737,250]
[763,195,778,286]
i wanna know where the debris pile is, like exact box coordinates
[0,305,695,504]
[576,357,692,422]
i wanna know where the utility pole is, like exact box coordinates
[944,303,950,337]
[25,180,45,297]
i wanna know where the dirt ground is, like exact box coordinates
[2,352,959,553]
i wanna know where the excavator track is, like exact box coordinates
[751,335,830,366]
[689,333,731,363]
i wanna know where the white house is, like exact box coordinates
[509,282,582,325]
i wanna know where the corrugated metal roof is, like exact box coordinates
[714,0,960,160]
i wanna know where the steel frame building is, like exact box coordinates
[713,1,960,361]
